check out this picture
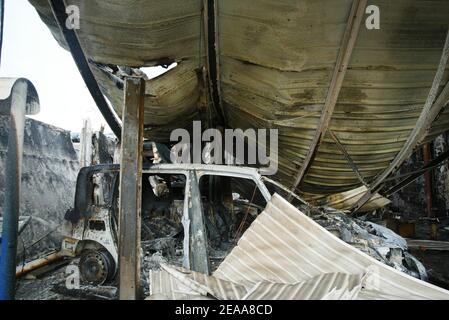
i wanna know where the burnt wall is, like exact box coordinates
[0,116,79,257]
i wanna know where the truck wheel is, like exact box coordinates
[79,249,115,285]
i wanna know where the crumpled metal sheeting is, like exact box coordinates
[29,0,204,66]
[242,273,363,300]
[308,205,428,279]
[149,264,247,300]
[29,0,204,142]
[91,61,201,142]
[318,186,391,212]
[356,289,413,300]
[218,0,449,197]
[214,194,449,299]
[149,269,205,300]
[149,266,365,300]
[28,0,449,200]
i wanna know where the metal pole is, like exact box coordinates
[0,81,28,300]
[118,77,145,300]
[0,0,5,66]
[423,143,434,218]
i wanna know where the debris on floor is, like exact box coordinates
[307,206,428,279]
[16,192,449,300]
[146,194,449,300]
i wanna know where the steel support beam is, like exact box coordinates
[118,77,145,300]
[0,78,39,300]
[49,0,122,139]
[288,0,367,200]
[352,29,449,213]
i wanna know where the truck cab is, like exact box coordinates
[60,163,273,284]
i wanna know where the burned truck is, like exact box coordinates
[59,163,429,289]
[61,164,271,284]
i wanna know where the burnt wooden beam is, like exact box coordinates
[118,77,145,300]
[352,29,449,213]
[288,0,367,200]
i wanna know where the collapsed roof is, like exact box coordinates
[28,0,449,206]
[148,194,449,300]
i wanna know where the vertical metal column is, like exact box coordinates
[118,77,145,300]
[0,78,39,300]
[423,143,434,218]
[0,0,4,66]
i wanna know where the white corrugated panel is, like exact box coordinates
[214,194,449,300]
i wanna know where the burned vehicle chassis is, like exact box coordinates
[60,163,272,285]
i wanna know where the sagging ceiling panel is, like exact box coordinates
[28,0,449,200]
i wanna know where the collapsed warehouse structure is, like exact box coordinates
[1,0,449,300]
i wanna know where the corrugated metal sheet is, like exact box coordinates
[147,194,449,300]
[28,0,449,202]
[320,185,391,211]
[241,272,363,300]
[149,263,248,300]
[214,194,449,299]
[149,267,365,300]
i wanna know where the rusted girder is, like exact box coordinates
[118,77,145,300]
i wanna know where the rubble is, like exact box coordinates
[307,205,428,279]
[15,182,442,300]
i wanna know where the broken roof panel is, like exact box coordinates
[214,194,449,299]
[28,0,449,204]
[147,194,449,300]
[30,0,204,66]
[149,266,365,300]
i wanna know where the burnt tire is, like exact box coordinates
[79,249,115,285]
